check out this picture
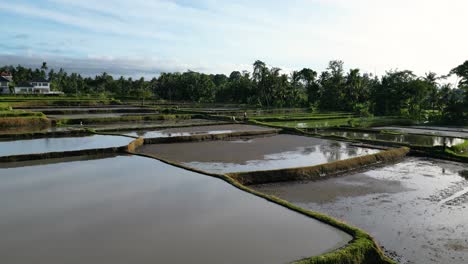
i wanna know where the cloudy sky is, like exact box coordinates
[1,0,467,78]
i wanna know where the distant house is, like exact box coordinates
[1,72,13,81]
[0,76,11,94]
[14,78,52,94]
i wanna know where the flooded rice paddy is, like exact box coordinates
[124,124,273,138]
[137,134,380,173]
[0,155,351,264]
[80,119,227,132]
[318,130,465,146]
[0,135,134,157]
[47,113,160,119]
[375,126,468,139]
[253,157,468,264]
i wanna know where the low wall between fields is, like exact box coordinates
[0,137,144,163]
[227,147,410,185]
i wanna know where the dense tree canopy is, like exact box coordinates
[1,59,467,123]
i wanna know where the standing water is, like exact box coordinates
[0,155,351,264]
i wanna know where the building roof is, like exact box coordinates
[30,78,49,82]
[0,72,12,77]
[0,76,10,82]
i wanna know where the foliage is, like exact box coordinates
[2,60,467,124]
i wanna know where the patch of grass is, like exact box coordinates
[379,129,405,135]
[56,114,194,125]
[0,108,49,128]
[0,110,45,118]
[450,140,468,156]
[0,116,51,128]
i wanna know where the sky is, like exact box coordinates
[0,0,467,79]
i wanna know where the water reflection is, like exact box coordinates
[0,135,134,157]
[0,155,351,264]
[185,141,378,173]
[318,130,465,146]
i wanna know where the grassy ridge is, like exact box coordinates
[450,140,468,156]
[228,147,409,185]
[0,110,45,118]
[0,116,50,128]
[56,114,195,125]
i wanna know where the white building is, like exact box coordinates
[14,78,51,94]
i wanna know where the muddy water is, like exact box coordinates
[319,130,465,146]
[254,158,468,264]
[0,135,134,157]
[374,126,468,139]
[81,119,226,131]
[138,134,380,173]
[0,155,351,264]
[124,124,273,138]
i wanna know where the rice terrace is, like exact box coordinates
[1,1,468,264]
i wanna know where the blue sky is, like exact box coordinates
[1,0,467,78]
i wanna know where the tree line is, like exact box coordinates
[1,60,467,122]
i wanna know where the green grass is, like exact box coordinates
[0,96,122,107]
[0,107,50,128]
[56,114,194,125]
[0,110,45,118]
[448,140,468,157]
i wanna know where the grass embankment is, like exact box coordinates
[450,140,468,156]
[0,133,139,162]
[0,96,121,108]
[128,148,395,264]
[40,108,159,115]
[0,146,129,163]
[228,147,409,185]
[56,114,196,125]
[0,108,51,129]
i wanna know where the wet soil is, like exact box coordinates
[0,155,351,264]
[253,157,468,264]
[138,134,380,173]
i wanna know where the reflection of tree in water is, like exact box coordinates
[404,134,436,146]
[299,146,317,155]
[135,130,147,137]
[320,142,344,162]
[346,145,358,157]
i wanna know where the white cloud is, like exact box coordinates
[1,0,467,79]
